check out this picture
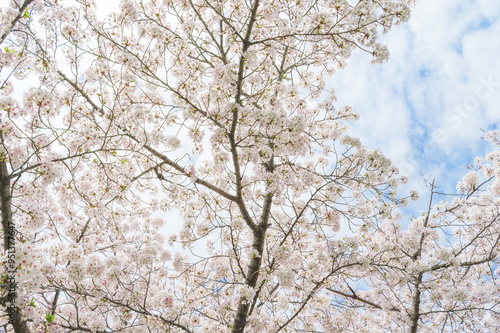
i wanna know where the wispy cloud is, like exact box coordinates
[327,0,500,212]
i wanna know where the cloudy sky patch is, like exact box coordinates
[328,0,500,212]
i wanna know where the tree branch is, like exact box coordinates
[326,287,401,312]
[0,0,34,45]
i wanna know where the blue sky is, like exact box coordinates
[328,0,500,214]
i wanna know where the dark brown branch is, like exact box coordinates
[141,143,238,202]
[0,134,31,333]
[409,272,423,333]
[326,287,401,312]
[229,2,264,331]
[0,0,34,45]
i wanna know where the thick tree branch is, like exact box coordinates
[0,134,31,333]
[229,2,265,332]
[0,0,34,45]
[141,143,238,202]
[409,272,423,333]
[326,287,401,312]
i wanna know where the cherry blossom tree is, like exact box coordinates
[1,1,143,331]
[1,0,499,332]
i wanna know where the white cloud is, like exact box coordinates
[326,0,500,211]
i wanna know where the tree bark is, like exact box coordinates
[230,223,268,333]
[0,156,11,253]
[0,135,31,333]
[409,273,423,333]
